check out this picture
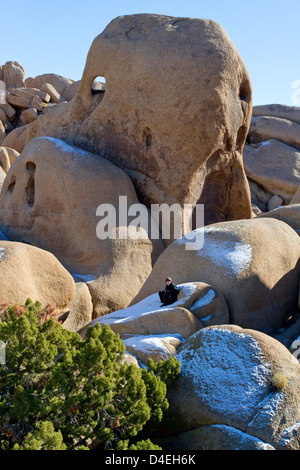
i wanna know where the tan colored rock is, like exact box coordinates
[62,80,81,101]
[25,73,73,97]
[0,136,164,316]
[249,116,300,151]
[0,102,16,122]
[1,146,19,165]
[251,203,263,215]
[243,140,300,201]
[169,325,300,450]
[253,104,300,125]
[123,334,183,365]
[189,284,229,326]
[134,218,300,334]
[63,79,105,102]
[0,121,5,144]
[121,353,140,368]
[1,124,31,153]
[24,14,252,227]
[291,184,300,204]
[80,305,201,340]
[80,282,225,341]
[2,61,25,90]
[62,282,93,332]
[267,194,283,211]
[0,240,75,310]
[0,147,11,173]
[0,167,6,192]
[18,87,50,103]
[40,82,65,103]
[258,203,300,234]
[6,88,43,112]
[0,109,6,125]
[18,107,38,126]
[248,180,273,212]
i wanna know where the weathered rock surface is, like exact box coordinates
[167,325,300,450]
[0,167,6,192]
[23,14,252,227]
[0,136,164,316]
[0,240,75,310]
[244,104,300,208]
[291,184,300,204]
[2,61,25,90]
[3,147,19,165]
[79,282,230,363]
[1,124,31,153]
[134,218,300,334]
[18,107,39,126]
[0,102,16,123]
[164,424,275,450]
[267,194,283,211]
[80,283,205,341]
[248,116,300,151]
[258,203,300,234]
[243,140,300,202]
[62,282,93,332]
[252,104,300,125]
[0,121,5,145]
[0,146,11,173]
[40,82,65,104]
[123,334,184,365]
[25,73,73,98]
[6,88,44,111]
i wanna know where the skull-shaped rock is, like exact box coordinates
[27,14,252,225]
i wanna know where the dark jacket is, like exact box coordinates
[159,282,179,306]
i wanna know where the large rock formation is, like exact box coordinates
[18,14,252,227]
[244,139,300,202]
[0,136,164,316]
[167,325,300,450]
[244,104,300,209]
[133,217,300,334]
[79,281,229,363]
[0,240,75,311]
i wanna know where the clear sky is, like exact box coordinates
[2,0,299,106]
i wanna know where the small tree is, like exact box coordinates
[0,299,180,450]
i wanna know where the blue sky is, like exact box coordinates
[2,0,299,106]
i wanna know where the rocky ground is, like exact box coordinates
[0,14,300,451]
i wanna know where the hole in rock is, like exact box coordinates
[26,161,36,208]
[143,127,152,147]
[92,76,106,95]
[239,78,251,103]
[7,177,16,194]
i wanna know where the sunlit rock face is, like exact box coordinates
[26,14,252,226]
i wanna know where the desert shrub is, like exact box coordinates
[271,373,288,391]
[0,299,180,450]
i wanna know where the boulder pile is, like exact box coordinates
[0,14,300,450]
[244,104,300,213]
[0,61,104,152]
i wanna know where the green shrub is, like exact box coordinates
[0,299,180,450]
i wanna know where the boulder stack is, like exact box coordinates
[0,61,104,150]
[244,104,300,211]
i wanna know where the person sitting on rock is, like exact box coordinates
[159,277,179,307]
